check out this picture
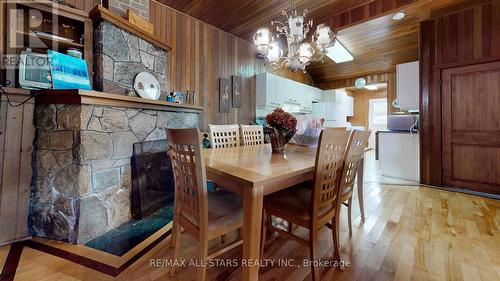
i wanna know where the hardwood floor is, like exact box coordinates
[1,167,499,280]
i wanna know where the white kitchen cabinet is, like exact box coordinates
[396,61,419,111]
[334,90,348,105]
[275,75,285,107]
[256,72,323,114]
[256,73,275,108]
[312,88,322,103]
[346,95,354,116]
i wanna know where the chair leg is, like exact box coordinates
[347,198,353,237]
[197,236,209,281]
[260,210,267,256]
[309,230,320,281]
[332,212,341,262]
[170,201,177,248]
[221,234,226,244]
[288,221,293,233]
[169,221,182,277]
[170,217,177,248]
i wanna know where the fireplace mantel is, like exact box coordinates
[35,89,203,113]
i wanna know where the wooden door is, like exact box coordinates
[441,61,500,195]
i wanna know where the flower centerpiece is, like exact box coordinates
[266,108,297,154]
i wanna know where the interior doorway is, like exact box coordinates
[368,98,388,148]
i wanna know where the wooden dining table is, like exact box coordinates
[203,143,367,281]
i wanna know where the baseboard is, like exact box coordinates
[421,184,500,200]
[0,236,32,247]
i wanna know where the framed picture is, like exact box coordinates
[219,78,230,113]
[48,50,91,90]
[231,75,243,108]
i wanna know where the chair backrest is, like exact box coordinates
[166,128,208,232]
[339,130,371,197]
[240,125,264,146]
[311,128,352,224]
[208,124,240,148]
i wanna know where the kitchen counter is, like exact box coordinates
[377,131,420,182]
[375,130,418,159]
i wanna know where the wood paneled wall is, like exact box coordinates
[0,90,35,245]
[420,0,500,186]
[149,0,313,129]
[346,88,387,129]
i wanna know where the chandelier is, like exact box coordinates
[253,5,336,72]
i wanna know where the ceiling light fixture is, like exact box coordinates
[325,39,353,63]
[253,3,337,72]
[364,85,378,90]
[392,12,405,20]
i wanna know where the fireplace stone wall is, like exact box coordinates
[93,21,168,97]
[30,104,200,243]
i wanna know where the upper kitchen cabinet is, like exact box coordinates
[256,72,282,108]
[256,72,322,114]
[346,95,354,117]
[396,61,419,111]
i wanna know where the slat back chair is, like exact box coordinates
[262,128,351,281]
[208,124,240,148]
[339,130,371,236]
[166,128,243,281]
[240,125,264,146]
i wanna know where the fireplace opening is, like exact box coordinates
[131,139,174,219]
[85,139,174,256]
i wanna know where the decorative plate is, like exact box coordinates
[134,72,161,100]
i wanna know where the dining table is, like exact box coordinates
[203,143,367,281]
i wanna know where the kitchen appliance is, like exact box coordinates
[18,49,52,89]
[387,114,418,131]
[312,101,347,128]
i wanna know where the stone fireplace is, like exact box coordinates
[31,101,200,243]
[29,9,195,244]
[93,21,168,97]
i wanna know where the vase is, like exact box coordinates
[269,127,296,154]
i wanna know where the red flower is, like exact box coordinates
[266,108,297,132]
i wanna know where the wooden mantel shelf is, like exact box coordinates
[89,5,171,52]
[34,89,203,113]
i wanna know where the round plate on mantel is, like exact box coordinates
[134,72,161,100]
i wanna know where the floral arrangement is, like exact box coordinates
[266,108,297,154]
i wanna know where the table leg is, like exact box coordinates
[242,184,264,281]
[357,156,365,220]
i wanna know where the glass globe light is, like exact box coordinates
[298,43,313,63]
[266,42,281,62]
[253,28,271,55]
[315,25,333,49]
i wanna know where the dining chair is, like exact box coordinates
[208,124,240,148]
[240,125,264,146]
[339,130,371,236]
[166,128,243,281]
[261,128,351,281]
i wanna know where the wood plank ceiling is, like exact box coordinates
[155,0,371,40]
[155,0,467,83]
